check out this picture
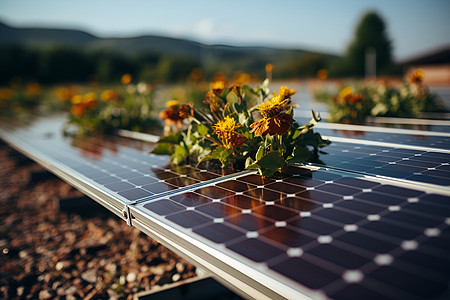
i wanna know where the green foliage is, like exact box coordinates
[332,11,393,77]
[316,75,447,123]
[153,79,330,177]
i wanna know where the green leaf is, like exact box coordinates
[150,143,172,155]
[196,124,209,136]
[287,147,311,164]
[256,145,265,161]
[211,146,226,159]
[257,151,285,170]
[259,167,277,177]
[158,134,181,144]
[173,145,188,164]
[245,157,259,169]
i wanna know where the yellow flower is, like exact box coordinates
[213,116,248,149]
[339,87,354,100]
[213,116,241,134]
[121,73,132,85]
[100,90,118,102]
[166,100,180,108]
[211,80,226,96]
[278,86,296,100]
[265,63,274,73]
[71,94,83,104]
[255,95,289,119]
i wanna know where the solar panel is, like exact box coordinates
[1,114,450,299]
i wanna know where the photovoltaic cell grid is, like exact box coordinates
[313,141,450,186]
[2,115,450,299]
[138,169,450,299]
[4,125,231,205]
[314,127,450,150]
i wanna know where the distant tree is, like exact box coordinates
[336,11,392,77]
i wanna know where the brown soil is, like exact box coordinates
[0,142,197,299]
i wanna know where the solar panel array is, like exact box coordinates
[1,115,449,299]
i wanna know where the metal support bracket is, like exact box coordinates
[122,205,133,226]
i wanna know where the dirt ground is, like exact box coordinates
[0,142,197,299]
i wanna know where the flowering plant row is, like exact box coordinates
[316,70,447,123]
[64,76,160,136]
[152,80,330,177]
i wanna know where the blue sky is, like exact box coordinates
[0,0,449,61]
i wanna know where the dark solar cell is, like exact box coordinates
[296,190,341,204]
[195,202,241,218]
[284,176,324,187]
[336,232,398,253]
[220,194,265,210]
[143,199,185,215]
[305,170,343,181]
[127,176,159,186]
[422,237,450,252]
[194,185,235,199]
[368,266,448,298]
[335,199,385,214]
[316,183,361,196]
[114,170,142,179]
[420,194,450,206]
[193,223,244,244]
[289,217,342,236]
[261,227,315,247]
[93,176,121,185]
[355,192,405,206]
[334,162,373,172]
[367,167,411,178]
[313,208,364,224]
[264,182,306,194]
[141,182,177,194]
[352,158,387,167]
[118,188,153,200]
[398,251,450,278]
[225,214,273,231]
[403,202,450,219]
[253,205,299,221]
[270,257,340,289]
[169,192,212,207]
[383,210,442,227]
[277,197,318,211]
[329,284,392,300]
[334,177,380,189]
[103,181,135,192]
[216,180,256,192]
[165,210,212,228]
[243,188,284,202]
[188,171,220,181]
[226,238,285,262]
[360,221,420,240]
[308,244,371,269]
[164,176,200,187]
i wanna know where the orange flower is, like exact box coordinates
[409,69,424,85]
[213,116,248,148]
[160,102,192,126]
[121,73,132,85]
[250,113,294,136]
[250,86,296,137]
[348,93,364,104]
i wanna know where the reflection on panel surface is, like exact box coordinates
[2,115,450,299]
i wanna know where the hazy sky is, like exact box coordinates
[1,0,449,61]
